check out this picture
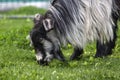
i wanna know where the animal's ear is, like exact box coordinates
[43,19,54,31]
[34,13,42,23]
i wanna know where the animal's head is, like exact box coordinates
[30,13,55,65]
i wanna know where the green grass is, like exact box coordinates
[0,6,46,15]
[0,7,120,80]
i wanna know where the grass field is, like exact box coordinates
[0,6,120,80]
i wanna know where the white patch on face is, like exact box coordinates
[44,52,54,62]
[35,52,43,61]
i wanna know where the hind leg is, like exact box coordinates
[95,38,116,58]
[95,13,118,57]
[70,47,83,60]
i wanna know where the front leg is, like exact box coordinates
[70,47,83,60]
[54,48,65,62]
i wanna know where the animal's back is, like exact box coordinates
[50,0,114,48]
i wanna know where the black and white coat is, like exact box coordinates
[29,0,120,65]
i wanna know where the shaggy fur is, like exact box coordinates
[50,0,114,48]
[29,0,120,65]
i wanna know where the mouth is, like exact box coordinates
[37,57,53,66]
[36,52,54,65]
[37,60,48,65]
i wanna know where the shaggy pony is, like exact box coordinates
[29,0,120,65]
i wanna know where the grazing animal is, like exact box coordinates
[29,0,120,65]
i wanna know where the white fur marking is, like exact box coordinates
[43,19,53,31]
[35,53,43,61]
[34,13,41,20]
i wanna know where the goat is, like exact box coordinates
[29,0,120,65]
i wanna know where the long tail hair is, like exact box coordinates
[49,0,114,48]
